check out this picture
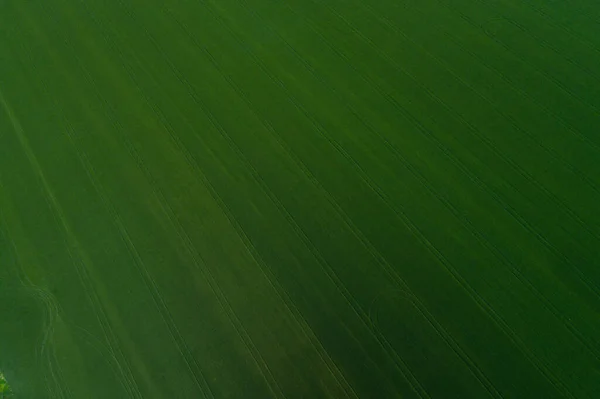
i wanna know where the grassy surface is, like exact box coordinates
[1,0,599,397]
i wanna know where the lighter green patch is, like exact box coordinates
[0,372,12,398]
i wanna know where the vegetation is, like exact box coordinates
[0,0,599,397]
[0,373,12,398]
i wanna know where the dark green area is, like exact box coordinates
[1,0,599,397]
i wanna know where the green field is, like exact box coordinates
[1,0,599,397]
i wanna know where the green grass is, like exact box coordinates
[0,372,12,398]
[1,0,599,397]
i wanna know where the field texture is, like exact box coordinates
[1,0,600,397]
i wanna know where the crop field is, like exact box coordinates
[1,0,599,397]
